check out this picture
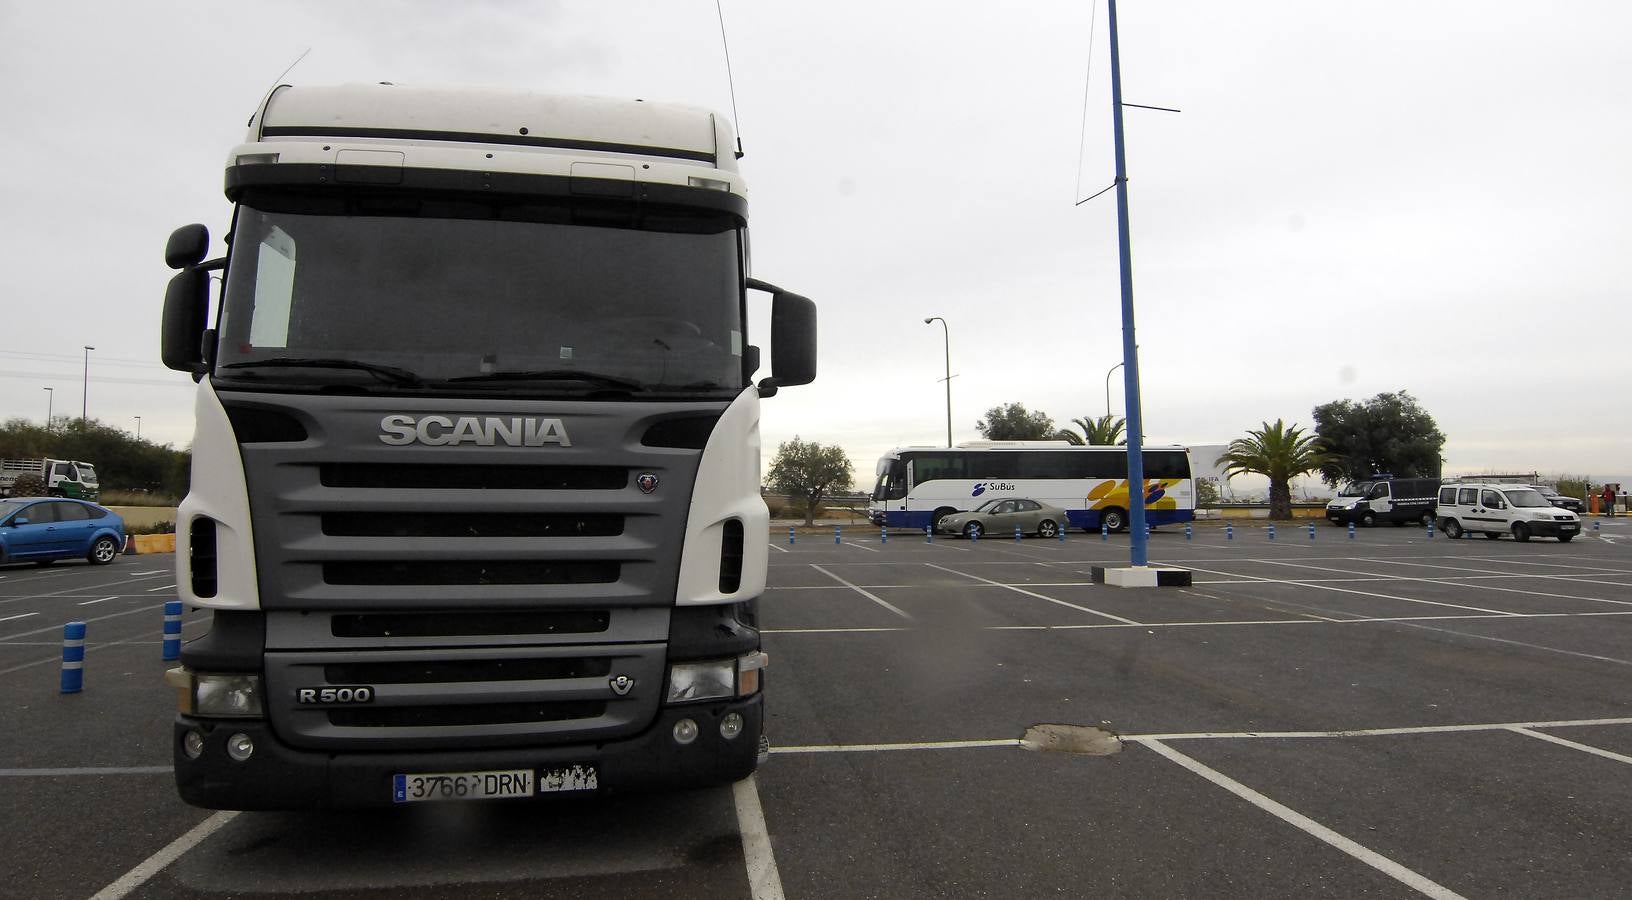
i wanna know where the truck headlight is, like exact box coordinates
[166,668,264,717]
[665,651,769,704]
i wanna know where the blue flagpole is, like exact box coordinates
[1107,0,1148,567]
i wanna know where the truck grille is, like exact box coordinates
[264,610,669,750]
[224,393,715,612]
[227,393,723,748]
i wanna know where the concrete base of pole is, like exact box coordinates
[1090,565,1192,588]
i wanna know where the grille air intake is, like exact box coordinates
[321,464,626,491]
[328,701,605,728]
[189,518,218,598]
[718,519,744,593]
[330,610,611,638]
[323,560,619,586]
[321,512,623,538]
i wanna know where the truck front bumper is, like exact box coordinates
[174,695,763,810]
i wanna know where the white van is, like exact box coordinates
[1436,483,1581,542]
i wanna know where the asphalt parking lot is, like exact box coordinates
[3,519,1631,899]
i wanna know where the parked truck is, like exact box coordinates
[0,459,100,501]
[1325,475,1439,527]
[158,84,816,809]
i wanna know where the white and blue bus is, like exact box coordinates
[866,441,1195,533]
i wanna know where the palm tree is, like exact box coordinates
[1215,419,1331,520]
[1057,414,1127,446]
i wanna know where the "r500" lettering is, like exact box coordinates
[296,686,374,704]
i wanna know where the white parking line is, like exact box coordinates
[146,583,178,592]
[1373,558,1632,605]
[0,612,39,623]
[732,775,785,900]
[1505,726,1632,767]
[841,541,880,553]
[925,563,1141,625]
[1127,716,1632,741]
[78,596,119,606]
[1137,739,1467,900]
[1181,564,1522,616]
[759,610,1632,635]
[0,766,171,777]
[88,811,239,900]
[809,565,913,620]
[774,738,1021,754]
[766,542,789,553]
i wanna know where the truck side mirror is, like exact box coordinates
[745,278,817,395]
[768,290,816,387]
[165,224,210,270]
[162,268,211,373]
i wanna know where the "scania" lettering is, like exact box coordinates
[379,414,572,447]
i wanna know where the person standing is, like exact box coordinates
[1604,484,1618,518]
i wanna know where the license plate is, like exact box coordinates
[1561,524,1578,531]
[393,769,534,803]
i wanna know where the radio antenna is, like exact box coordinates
[247,47,311,128]
[714,0,745,158]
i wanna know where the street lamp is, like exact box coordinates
[43,387,53,431]
[923,317,952,448]
[1104,361,1124,418]
[134,416,142,441]
[81,346,95,422]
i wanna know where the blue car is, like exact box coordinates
[0,497,126,567]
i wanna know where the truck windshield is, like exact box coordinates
[76,465,97,484]
[214,190,745,396]
[1339,482,1371,497]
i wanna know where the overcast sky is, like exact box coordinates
[3,1,1628,494]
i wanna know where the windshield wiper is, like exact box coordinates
[444,370,644,391]
[220,357,424,386]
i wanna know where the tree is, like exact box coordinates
[0,416,191,498]
[1057,414,1127,446]
[764,437,854,526]
[974,403,1057,441]
[1312,391,1445,486]
[1215,419,1332,520]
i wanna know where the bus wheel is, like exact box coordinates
[1101,508,1126,533]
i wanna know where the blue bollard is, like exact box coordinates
[1146,523,1153,539]
[60,622,86,694]
[1185,522,1193,541]
[971,526,979,542]
[1015,525,1022,542]
[1226,523,1234,541]
[1593,520,1601,533]
[1268,524,1277,541]
[881,527,888,545]
[926,525,933,543]
[163,600,183,661]
[1058,522,1066,542]
[1101,523,1109,541]
[1348,522,1356,539]
[835,526,842,545]
[1308,523,1316,540]
[1426,520,1434,539]
[789,526,795,545]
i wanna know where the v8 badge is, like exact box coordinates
[637,473,659,494]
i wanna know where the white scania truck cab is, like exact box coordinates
[158,84,816,809]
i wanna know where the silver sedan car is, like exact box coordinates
[937,498,1069,539]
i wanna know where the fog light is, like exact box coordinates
[673,718,699,745]
[720,712,744,740]
[183,730,205,759]
[226,732,255,762]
